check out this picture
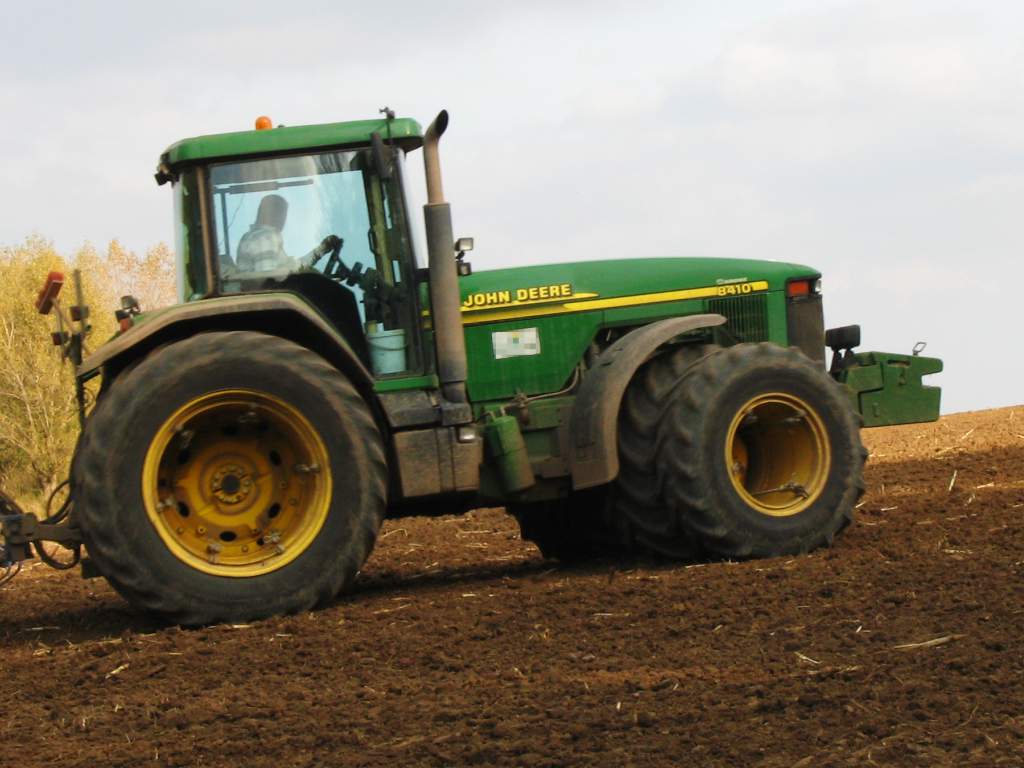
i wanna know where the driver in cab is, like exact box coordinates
[236,194,340,273]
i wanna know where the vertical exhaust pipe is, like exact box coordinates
[424,111,448,206]
[422,110,468,406]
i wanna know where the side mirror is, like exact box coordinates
[455,237,474,276]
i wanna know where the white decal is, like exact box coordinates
[492,328,541,360]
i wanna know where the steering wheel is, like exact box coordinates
[319,236,372,290]
[319,235,349,280]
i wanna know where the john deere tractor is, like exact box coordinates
[1,110,942,624]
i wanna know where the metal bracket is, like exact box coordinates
[0,513,82,564]
[439,400,473,426]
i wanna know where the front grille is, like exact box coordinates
[707,293,768,343]
[787,295,826,363]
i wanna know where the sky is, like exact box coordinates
[2,0,1022,414]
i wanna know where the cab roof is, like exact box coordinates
[159,117,423,169]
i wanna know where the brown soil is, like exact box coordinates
[2,406,1023,767]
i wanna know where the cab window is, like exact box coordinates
[206,148,421,376]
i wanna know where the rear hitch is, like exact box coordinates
[0,491,82,579]
[0,491,27,568]
[2,513,81,560]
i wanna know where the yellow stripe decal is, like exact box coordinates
[459,280,770,326]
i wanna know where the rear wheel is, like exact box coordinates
[73,331,386,625]
[656,343,865,558]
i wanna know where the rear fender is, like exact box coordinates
[568,314,725,490]
[79,294,375,399]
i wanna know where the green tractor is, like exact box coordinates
[1,110,942,624]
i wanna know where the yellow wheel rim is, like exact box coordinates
[142,389,332,577]
[725,392,830,517]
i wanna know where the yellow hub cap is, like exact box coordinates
[725,392,831,517]
[142,389,332,577]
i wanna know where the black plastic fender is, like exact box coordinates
[569,314,726,490]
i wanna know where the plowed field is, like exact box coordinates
[2,406,1023,767]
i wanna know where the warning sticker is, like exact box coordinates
[492,328,541,360]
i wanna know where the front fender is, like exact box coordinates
[568,313,726,490]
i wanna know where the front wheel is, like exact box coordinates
[72,331,387,625]
[612,343,714,558]
[655,343,866,559]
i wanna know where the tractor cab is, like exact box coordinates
[160,116,427,377]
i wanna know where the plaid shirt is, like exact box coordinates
[236,226,295,272]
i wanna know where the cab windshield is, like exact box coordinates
[199,147,421,375]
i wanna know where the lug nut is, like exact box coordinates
[177,428,195,449]
[238,410,260,425]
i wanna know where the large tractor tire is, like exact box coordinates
[613,343,715,558]
[514,344,716,563]
[72,331,387,625]
[510,488,620,562]
[655,342,865,559]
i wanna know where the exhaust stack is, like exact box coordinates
[424,110,448,205]
[422,110,469,408]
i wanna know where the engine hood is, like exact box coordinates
[457,256,817,319]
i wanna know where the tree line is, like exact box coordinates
[0,236,175,508]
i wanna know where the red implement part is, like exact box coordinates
[36,271,65,315]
